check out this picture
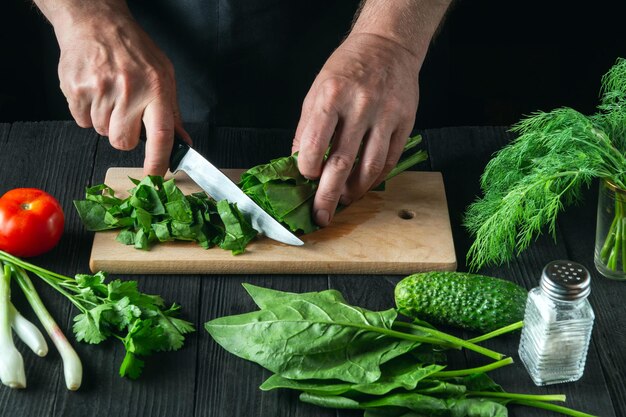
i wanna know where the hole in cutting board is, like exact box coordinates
[397,209,415,220]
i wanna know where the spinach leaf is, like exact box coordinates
[205,289,420,383]
[300,393,508,417]
[413,380,467,397]
[243,283,347,309]
[74,200,116,231]
[260,358,444,396]
[364,409,427,417]
[239,154,318,234]
[260,376,353,396]
[442,398,508,417]
[442,373,504,393]
[129,176,166,215]
[205,284,592,417]
[299,393,363,409]
[360,393,449,414]
[216,200,257,255]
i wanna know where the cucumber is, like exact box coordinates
[394,271,528,333]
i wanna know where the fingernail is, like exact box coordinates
[314,209,330,227]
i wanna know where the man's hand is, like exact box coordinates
[292,34,419,227]
[37,0,189,176]
[292,0,451,227]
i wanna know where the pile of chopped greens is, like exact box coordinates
[205,284,595,417]
[75,135,427,252]
[74,176,257,255]
[465,57,626,270]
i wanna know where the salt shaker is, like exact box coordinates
[518,260,595,386]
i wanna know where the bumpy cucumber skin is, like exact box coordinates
[394,271,528,333]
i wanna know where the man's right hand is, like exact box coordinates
[48,1,189,176]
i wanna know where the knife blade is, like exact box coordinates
[168,134,304,246]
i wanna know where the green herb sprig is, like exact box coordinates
[0,250,194,379]
[465,58,626,270]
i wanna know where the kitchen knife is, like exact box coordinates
[157,133,304,246]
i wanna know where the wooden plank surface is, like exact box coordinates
[88,168,457,274]
[0,123,9,144]
[0,122,621,417]
[0,122,101,416]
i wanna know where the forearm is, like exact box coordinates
[31,0,132,33]
[350,0,452,64]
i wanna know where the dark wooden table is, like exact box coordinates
[0,122,623,417]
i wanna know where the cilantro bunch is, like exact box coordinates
[0,250,194,379]
[74,175,257,255]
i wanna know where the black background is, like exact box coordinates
[2,0,626,128]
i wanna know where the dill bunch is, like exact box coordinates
[465,58,626,271]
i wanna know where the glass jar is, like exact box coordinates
[518,261,594,386]
[595,178,626,280]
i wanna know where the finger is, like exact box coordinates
[341,126,392,205]
[312,123,367,227]
[294,94,340,180]
[172,86,192,146]
[108,102,143,152]
[291,92,316,154]
[142,98,175,176]
[67,98,93,129]
[372,127,412,187]
[60,71,94,129]
[90,96,114,137]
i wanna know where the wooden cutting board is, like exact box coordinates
[88,168,456,274]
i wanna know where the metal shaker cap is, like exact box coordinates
[540,260,591,301]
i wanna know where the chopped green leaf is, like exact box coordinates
[217,200,257,255]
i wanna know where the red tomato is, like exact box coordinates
[0,188,65,257]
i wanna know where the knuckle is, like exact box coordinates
[64,82,87,102]
[94,125,109,136]
[150,125,175,138]
[315,188,340,204]
[145,66,170,92]
[295,153,322,179]
[109,134,136,151]
[300,166,321,180]
[318,77,346,105]
[117,70,136,99]
[325,153,354,174]
[360,158,386,179]
[143,161,165,176]
[91,75,112,96]
[382,96,404,115]
[303,133,327,153]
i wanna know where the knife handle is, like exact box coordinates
[139,128,190,172]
